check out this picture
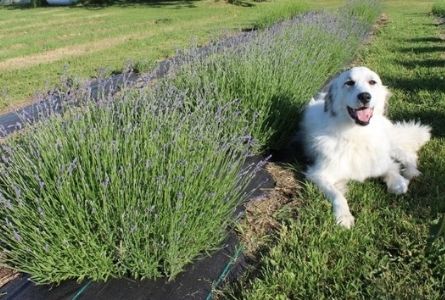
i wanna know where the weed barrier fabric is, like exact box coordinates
[0,156,274,300]
[1,233,243,300]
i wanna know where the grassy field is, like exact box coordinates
[0,0,311,111]
[231,0,445,298]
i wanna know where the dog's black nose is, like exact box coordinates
[357,92,371,104]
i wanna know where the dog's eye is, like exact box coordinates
[369,80,377,85]
[345,80,355,86]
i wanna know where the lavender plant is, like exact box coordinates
[172,8,376,151]
[342,0,382,25]
[0,85,257,283]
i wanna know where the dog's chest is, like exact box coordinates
[319,128,392,181]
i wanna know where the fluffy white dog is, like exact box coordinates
[301,66,431,228]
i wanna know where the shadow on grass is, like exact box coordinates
[396,59,445,69]
[406,37,445,43]
[403,154,445,218]
[391,109,445,138]
[261,93,305,154]
[91,0,200,9]
[226,0,253,7]
[384,75,445,93]
[398,46,445,54]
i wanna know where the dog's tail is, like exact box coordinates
[391,121,431,179]
[392,121,431,152]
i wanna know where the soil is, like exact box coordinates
[239,162,302,255]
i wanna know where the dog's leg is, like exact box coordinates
[306,169,354,229]
[384,161,409,195]
[391,145,421,179]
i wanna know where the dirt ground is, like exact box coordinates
[0,266,17,289]
[239,162,302,255]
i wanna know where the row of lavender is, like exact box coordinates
[0,0,380,284]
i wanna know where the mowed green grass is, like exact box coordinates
[232,0,445,298]
[0,0,308,110]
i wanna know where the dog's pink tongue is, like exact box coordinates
[356,108,373,123]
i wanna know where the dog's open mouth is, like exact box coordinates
[347,106,374,126]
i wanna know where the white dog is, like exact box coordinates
[300,66,431,228]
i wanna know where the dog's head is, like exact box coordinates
[324,66,390,126]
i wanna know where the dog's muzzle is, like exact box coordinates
[347,106,374,126]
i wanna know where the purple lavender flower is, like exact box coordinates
[13,230,22,242]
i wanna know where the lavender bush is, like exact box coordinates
[0,85,257,283]
[342,0,382,25]
[0,0,380,284]
[172,7,375,151]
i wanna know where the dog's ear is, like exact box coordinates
[324,84,337,116]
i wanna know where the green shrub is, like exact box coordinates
[252,1,310,29]
[432,1,445,17]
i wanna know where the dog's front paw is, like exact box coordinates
[402,166,421,180]
[388,176,409,195]
[335,213,355,229]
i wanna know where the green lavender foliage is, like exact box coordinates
[0,86,256,283]
[172,9,377,151]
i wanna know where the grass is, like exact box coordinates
[231,0,445,298]
[0,0,375,284]
[432,0,445,17]
[0,0,310,111]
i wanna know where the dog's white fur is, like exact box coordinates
[301,66,431,228]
